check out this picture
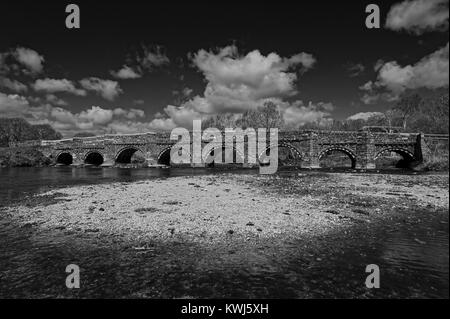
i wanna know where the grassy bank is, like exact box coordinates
[422,155,449,171]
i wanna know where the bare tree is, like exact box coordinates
[241,101,284,130]
[393,94,422,130]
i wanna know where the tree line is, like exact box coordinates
[202,92,449,134]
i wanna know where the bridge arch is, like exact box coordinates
[84,151,104,166]
[374,148,415,161]
[115,146,145,164]
[318,147,356,169]
[374,148,415,168]
[258,142,303,166]
[56,152,73,165]
[157,146,173,166]
[157,146,192,166]
[203,145,245,166]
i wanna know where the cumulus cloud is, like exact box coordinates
[13,47,45,74]
[0,94,150,136]
[0,87,152,136]
[281,100,334,128]
[138,45,170,69]
[0,77,28,92]
[386,0,449,34]
[111,45,170,79]
[147,117,176,131]
[182,45,316,114]
[0,47,45,75]
[110,65,142,79]
[163,104,204,128]
[173,87,193,97]
[0,92,30,115]
[347,112,384,121]
[33,78,87,96]
[360,43,449,103]
[144,45,321,130]
[112,107,145,119]
[346,63,365,77]
[45,94,68,106]
[79,77,123,101]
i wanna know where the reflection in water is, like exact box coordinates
[0,167,256,203]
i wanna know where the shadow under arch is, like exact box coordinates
[56,152,73,165]
[203,146,244,167]
[157,147,172,166]
[84,151,104,166]
[258,143,302,167]
[318,147,356,169]
[115,146,145,164]
[374,148,415,169]
[157,146,192,166]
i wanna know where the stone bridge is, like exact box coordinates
[30,130,441,169]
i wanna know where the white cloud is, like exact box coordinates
[147,117,176,131]
[33,78,86,96]
[360,43,449,103]
[112,107,145,119]
[182,87,193,97]
[0,77,28,92]
[110,65,142,79]
[138,45,170,69]
[180,45,316,114]
[13,47,45,73]
[386,0,449,34]
[281,100,334,128]
[45,94,67,106]
[163,104,204,128]
[145,45,321,130]
[79,77,123,101]
[0,91,153,136]
[192,45,313,93]
[347,112,384,121]
[0,47,45,76]
[0,92,30,115]
[78,106,115,125]
[346,63,365,77]
[43,105,150,136]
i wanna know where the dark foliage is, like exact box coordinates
[0,118,62,147]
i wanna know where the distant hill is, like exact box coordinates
[0,118,62,147]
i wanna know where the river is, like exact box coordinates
[0,167,448,298]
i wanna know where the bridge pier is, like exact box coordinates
[145,156,158,166]
[191,162,206,168]
[101,159,115,167]
[71,160,84,166]
[355,133,376,169]
[307,157,321,169]
[305,133,321,169]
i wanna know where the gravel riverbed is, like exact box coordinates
[0,171,448,298]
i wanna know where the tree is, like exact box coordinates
[201,113,239,131]
[426,93,449,133]
[393,94,422,130]
[0,118,62,147]
[240,101,284,130]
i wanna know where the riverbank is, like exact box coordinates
[0,171,448,298]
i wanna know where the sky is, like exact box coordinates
[0,0,448,136]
